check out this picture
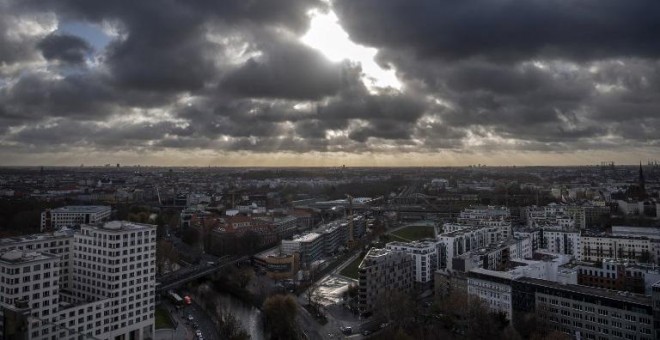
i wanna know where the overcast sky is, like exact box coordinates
[1,0,659,166]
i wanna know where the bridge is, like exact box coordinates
[156,255,250,292]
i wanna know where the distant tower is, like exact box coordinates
[639,162,646,195]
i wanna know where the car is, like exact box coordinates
[195,330,202,337]
[187,314,194,321]
[362,330,372,336]
[340,326,352,335]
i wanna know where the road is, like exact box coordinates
[179,301,218,340]
[157,255,249,292]
[155,301,194,340]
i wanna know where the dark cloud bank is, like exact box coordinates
[1,0,660,161]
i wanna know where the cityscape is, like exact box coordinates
[0,164,659,340]
[2,0,660,340]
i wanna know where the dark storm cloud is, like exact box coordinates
[334,0,660,62]
[0,71,177,122]
[18,0,324,93]
[37,33,91,64]
[3,0,660,160]
[221,39,346,100]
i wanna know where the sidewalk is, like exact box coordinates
[155,302,194,340]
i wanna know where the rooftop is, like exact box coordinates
[288,232,321,243]
[518,277,651,306]
[85,221,155,232]
[0,249,58,264]
[0,230,74,246]
[51,205,111,213]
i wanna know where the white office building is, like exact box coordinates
[40,206,111,232]
[0,221,156,340]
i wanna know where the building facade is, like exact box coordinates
[40,206,111,232]
[512,277,656,340]
[0,221,156,340]
[358,248,413,315]
[386,240,438,284]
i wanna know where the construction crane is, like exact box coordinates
[346,194,356,249]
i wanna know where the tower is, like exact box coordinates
[639,161,646,194]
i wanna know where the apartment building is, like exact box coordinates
[458,206,510,221]
[576,258,660,295]
[540,230,581,258]
[468,268,516,320]
[386,240,438,285]
[40,206,111,232]
[0,221,156,340]
[512,277,656,340]
[581,234,654,263]
[438,227,502,271]
[358,248,413,315]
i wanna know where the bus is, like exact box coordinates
[168,291,183,306]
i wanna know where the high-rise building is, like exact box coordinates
[358,248,413,315]
[0,221,156,340]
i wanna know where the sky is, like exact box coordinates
[1,0,660,167]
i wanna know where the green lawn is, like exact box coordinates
[155,305,175,329]
[339,253,366,280]
[390,225,436,241]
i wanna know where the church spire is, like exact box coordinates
[639,161,646,196]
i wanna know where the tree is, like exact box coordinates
[218,313,250,340]
[262,295,299,340]
[236,267,255,289]
[156,239,178,274]
[465,297,503,340]
[373,289,416,328]
[181,227,200,246]
[304,280,322,315]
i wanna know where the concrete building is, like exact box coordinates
[458,206,510,221]
[437,226,501,271]
[576,258,660,295]
[457,206,512,240]
[0,229,75,290]
[581,234,654,263]
[512,277,656,340]
[386,240,438,285]
[253,248,300,280]
[0,221,156,340]
[358,248,413,315]
[281,233,324,265]
[468,268,516,321]
[40,206,111,232]
[540,230,581,258]
[522,204,576,230]
[514,228,542,252]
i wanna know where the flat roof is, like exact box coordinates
[51,205,111,213]
[0,249,58,264]
[517,277,651,306]
[0,231,73,246]
[84,221,155,232]
[287,232,321,243]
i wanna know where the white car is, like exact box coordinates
[195,330,202,337]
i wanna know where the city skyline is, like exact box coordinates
[2,1,660,166]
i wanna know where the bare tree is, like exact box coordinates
[156,239,178,274]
